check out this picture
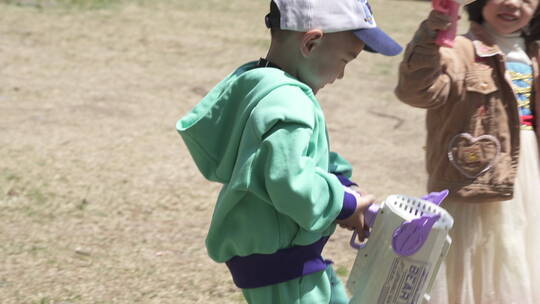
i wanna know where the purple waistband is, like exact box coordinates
[225,236,330,289]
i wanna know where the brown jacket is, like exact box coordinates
[395,21,540,203]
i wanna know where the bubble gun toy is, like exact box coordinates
[347,190,454,304]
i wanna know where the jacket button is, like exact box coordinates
[480,82,488,88]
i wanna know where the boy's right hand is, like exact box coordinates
[336,188,376,242]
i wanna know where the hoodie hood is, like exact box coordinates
[177,62,312,183]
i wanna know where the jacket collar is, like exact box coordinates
[465,22,503,58]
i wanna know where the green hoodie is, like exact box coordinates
[177,61,353,263]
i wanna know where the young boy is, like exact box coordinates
[177,0,402,303]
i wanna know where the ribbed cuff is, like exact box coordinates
[337,191,357,220]
[333,174,358,187]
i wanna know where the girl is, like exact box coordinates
[394,1,540,303]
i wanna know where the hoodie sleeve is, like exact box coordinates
[258,121,347,232]
[247,86,347,232]
[329,151,353,178]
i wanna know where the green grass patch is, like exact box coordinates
[0,168,21,182]
[77,198,89,210]
[27,188,47,204]
[5,172,21,182]
[29,244,48,255]
[336,265,349,277]
[36,297,51,304]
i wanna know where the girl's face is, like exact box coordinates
[482,0,539,34]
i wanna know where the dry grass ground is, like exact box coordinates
[0,0,443,303]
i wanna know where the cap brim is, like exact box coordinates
[354,27,402,56]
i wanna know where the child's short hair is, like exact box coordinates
[265,1,287,41]
[265,1,280,31]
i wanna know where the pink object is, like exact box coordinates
[433,0,461,47]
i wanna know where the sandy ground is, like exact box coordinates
[0,0,436,303]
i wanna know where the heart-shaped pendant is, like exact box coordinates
[447,133,501,179]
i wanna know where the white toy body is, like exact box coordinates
[347,194,454,304]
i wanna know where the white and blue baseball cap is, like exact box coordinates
[266,0,402,56]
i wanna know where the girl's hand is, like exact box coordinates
[426,9,453,32]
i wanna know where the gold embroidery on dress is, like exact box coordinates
[508,68,533,130]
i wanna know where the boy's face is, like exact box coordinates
[298,31,365,94]
[482,0,539,34]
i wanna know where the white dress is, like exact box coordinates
[429,27,540,304]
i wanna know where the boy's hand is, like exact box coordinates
[336,188,376,242]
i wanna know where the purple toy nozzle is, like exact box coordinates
[420,189,449,206]
[390,190,449,255]
[392,214,441,256]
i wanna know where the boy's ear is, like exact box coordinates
[300,29,324,57]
